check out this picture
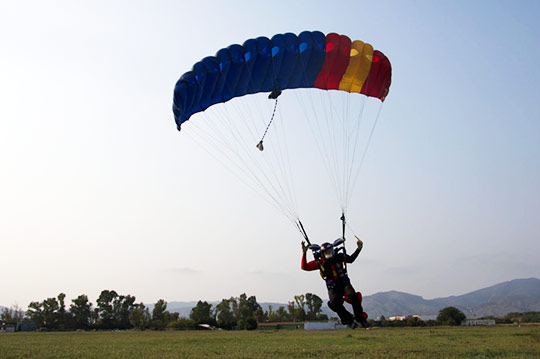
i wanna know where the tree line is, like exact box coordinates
[373,306,467,327]
[3,292,536,332]
[0,291,327,331]
[482,311,540,324]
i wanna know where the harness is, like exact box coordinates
[318,254,348,288]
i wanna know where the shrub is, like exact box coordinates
[167,318,195,330]
[437,307,466,326]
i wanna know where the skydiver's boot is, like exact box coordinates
[359,320,372,329]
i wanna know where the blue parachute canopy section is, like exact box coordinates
[172,31,392,130]
[172,31,326,130]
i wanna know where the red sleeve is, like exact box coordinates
[301,251,319,271]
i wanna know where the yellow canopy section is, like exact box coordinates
[338,40,374,93]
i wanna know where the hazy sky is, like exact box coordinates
[1,0,539,309]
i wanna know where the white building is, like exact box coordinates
[304,322,347,330]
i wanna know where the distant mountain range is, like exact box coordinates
[363,277,540,318]
[152,278,540,319]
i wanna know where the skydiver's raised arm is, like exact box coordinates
[301,242,318,271]
[345,237,363,263]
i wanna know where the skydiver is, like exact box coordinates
[301,237,371,329]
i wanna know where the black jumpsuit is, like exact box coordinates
[302,248,365,325]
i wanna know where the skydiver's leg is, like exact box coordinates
[344,283,371,328]
[327,286,354,325]
[343,283,365,322]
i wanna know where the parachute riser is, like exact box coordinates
[298,220,325,261]
[340,212,347,269]
[297,219,311,246]
[340,212,346,242]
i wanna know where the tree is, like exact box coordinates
[210,293,264,330]
[215,298,236,329]
[57,293,70,329]
[152,299,167,322]
[90,307,99,327]
[1,305,24,324]
[190,301,215,326]
[151,299,168,330]
[167,312,179,323]
[96,290,137,329]
[437,306,466,326]
[26,301,44,328]
[129,303,151,330]
[42,297,60,330]
[254,307,266,323]
[229,297,239,320]
[287,299,305,322]
[113,294,137,329]
[244,317,258,330]
[265,305,274,322]
[406,316,425,327]
[293,295,306,321]
[287,301,296,321]
[305,293,323,320]
[25,293,72,330]
[237,293,262,329]
[70,295,92,330]
[96,290,118,329]
[506,312,540,324]
[268,306,290,322]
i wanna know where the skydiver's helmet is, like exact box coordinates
[321,242,334,259]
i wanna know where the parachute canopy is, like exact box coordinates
[172,31,392,237]
[173,31,391,130]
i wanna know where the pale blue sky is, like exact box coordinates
[1,0,539,308]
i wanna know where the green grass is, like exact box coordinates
[0,326,539,358]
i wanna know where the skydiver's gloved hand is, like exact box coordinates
[355,236,363,250]
[301,241,308,253]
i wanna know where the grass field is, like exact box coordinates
[1,325,539,358]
